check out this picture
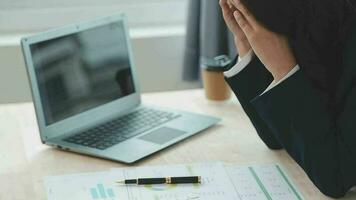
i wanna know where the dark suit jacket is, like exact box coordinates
[225,22,356,198]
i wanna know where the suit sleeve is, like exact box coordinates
[250,70,356,198]
[225,56,283,150]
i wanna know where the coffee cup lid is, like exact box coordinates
[201,55,232,72]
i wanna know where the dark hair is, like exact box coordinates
[241,0,356,112]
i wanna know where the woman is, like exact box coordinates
[220,0,356,198]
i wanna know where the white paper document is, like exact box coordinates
[44,163,304,200]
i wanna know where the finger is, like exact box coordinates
[233,0,258,27]
[226,0,236,9]
[220,0,234,14]
[233,10,253,36]
[220,0,231,9]
[220,0,240,32]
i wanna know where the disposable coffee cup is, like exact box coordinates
[201,55,232,101]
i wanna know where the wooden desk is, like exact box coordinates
[0,89,354,200]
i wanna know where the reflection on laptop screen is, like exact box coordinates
[30,22,135,125]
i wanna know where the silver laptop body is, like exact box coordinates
[21,13,220,164]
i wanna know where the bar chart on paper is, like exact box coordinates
[90,184,115,199]
[44,171,125,200]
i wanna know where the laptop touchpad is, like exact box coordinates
[139,127,186,145]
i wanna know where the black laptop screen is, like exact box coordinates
[30,22,136,125]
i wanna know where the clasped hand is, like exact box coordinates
[220,0,297,81]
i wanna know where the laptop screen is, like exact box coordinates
[30,21,136,125]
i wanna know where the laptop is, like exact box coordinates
[21,13,220,164]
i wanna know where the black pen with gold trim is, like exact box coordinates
[116,176,202,185]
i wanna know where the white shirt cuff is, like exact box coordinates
[224,49,254,78]
[260,65,300,95]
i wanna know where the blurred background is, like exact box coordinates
[0,0,234,103]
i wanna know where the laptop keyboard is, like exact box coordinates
[63,108,180,150]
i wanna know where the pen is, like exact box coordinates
[116,176,202,185]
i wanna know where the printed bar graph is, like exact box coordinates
[90,184,115,199]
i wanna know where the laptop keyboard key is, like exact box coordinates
[63,108,180,150]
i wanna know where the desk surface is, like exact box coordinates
[0,89,354,200]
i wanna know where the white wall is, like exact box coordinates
[0,0,201,104]
[0,33,200,104]
[0,0,188,33]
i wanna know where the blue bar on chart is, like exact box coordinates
[90,184,115,199]
[107,188,115,198]
[97,184,107,198]
[90,188,99,199]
